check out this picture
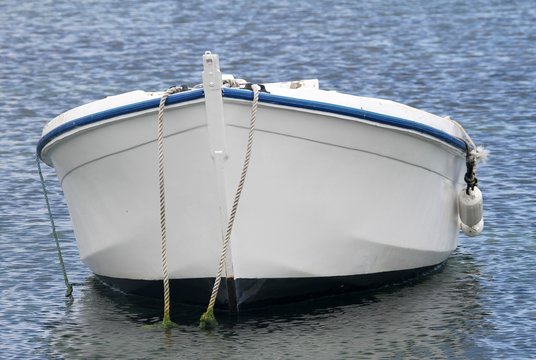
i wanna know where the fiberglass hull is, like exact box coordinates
[38,86,467,308]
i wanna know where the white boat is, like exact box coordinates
[37,52,484,310]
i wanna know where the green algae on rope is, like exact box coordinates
[199,308,218,330]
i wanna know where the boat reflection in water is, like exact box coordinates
[46,251,489,358]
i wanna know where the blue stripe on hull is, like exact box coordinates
[37,88,465,159]
[223,88,466,150]
[36,89,205,158]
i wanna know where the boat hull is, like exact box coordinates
[39,88,466,309]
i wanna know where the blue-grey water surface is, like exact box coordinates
[1,0,535,358]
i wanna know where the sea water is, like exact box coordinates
[1,0,535,358]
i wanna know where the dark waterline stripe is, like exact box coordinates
[96,263,442,311]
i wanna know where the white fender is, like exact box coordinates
[458,186,484,237]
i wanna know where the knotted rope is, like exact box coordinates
[200,84,261,329]
[462,140,479,195]
[447,116,488,194]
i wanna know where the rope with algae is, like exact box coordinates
[36,154,73,298]
[200,84,260,329]
[156,86,183,329]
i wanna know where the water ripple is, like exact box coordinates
[1,0,535,358]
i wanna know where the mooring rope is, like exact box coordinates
[447,116,489,161]
[446,116,488,195]
[156,86,183,329]
[200,84,261,329]
[36,154,73,298]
